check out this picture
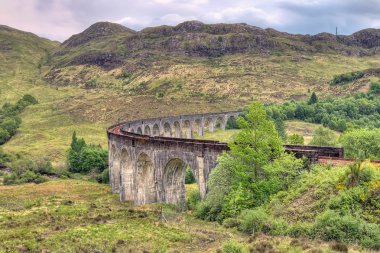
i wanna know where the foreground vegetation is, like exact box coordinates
[192,102,380,251]
[0,179,374,253]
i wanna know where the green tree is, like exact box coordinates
[287,133,305,145]
[340,128,380,159]
[308,92,318,105]
[230,101,283,181]
[310,126,338,146]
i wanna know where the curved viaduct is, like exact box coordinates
[107,111,344,206]
[107,111,240,206]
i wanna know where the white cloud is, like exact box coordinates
[0,0,379,41]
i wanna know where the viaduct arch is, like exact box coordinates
[107,111,240,205]
[107,111,344,206]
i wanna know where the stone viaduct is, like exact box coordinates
[107,111,240,206]
[107,111,344,206]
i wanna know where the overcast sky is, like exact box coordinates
[0,0,379,42]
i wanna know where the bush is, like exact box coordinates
[68,132,108,173]
[222,218,240,228]
[310,126,338,146]
[311,210,380,249]
[238,208,269,234]
[187,189,201,210]
[330,71,365,85]
[0,128,10,144]
[369,80,380,95]
[340,128,380,159]
[185,166,195,184]
[96,168,110,184]
[287,133,304,145]
[222,240,243,253]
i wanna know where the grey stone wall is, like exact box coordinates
[107,111,239,205]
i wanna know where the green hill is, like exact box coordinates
[0,21,380,161]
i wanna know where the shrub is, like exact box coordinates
[96,168,110,184]
[340,128,380,159]
[311,210,380,249]
[68,132,108,173]
[330,71,365,85]
[222,240,243,253]
[310,126,338,146]
[369,80,380,95]
[238,208,269,234]
[185,166,195,184]
[187,189,201,210]
[222,218,240,228]
[0,128,10,144]
[287,133,304,145]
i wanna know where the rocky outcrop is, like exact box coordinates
[51,21,380,69]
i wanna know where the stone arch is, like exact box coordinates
[182,120,193,139]
[120,148,133,201]
[215,116,225,130]
[163,122,172,137]
[226,115,238,129]
[153,124,160,136]
[162,158,187,204]
[194,118,203,136]
[136,153,156,204]
[204,117,214,132]
[173,121,181,138]
[144,125,151,136]
[136,127,143,135]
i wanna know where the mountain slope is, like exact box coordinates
[45,21,380,103]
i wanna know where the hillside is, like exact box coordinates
[0,21,380,161]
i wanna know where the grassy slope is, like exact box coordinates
[0,27,240,162]
[0,179,371,252]
[196,121,340,144]
[51,52,380,103]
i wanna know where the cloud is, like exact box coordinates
[0,0,379,41]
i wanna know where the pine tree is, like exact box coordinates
[308,92,318,104]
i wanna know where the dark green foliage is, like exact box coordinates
[340,128,380,159]
[266,92,380,132]
[185,166,195,184]
[369,80,380,95]
[226,116,239,129]
[187,190,201,210]
[330,71,365,85]
[84,79,96,89]
[96,168,110,184]
[308,92,318,105]
[3,157,52,185]
[274,118,287,141]
[121,70,132,79]
[0,94,38,145]
[287,133,304,145]
[68,132,108,174]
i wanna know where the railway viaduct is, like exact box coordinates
[107,111,343,206]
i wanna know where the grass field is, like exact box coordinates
[196,121,339,145]
[0,179,371,253]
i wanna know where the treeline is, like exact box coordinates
[0,95,38,144]
[266,88,380,132]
